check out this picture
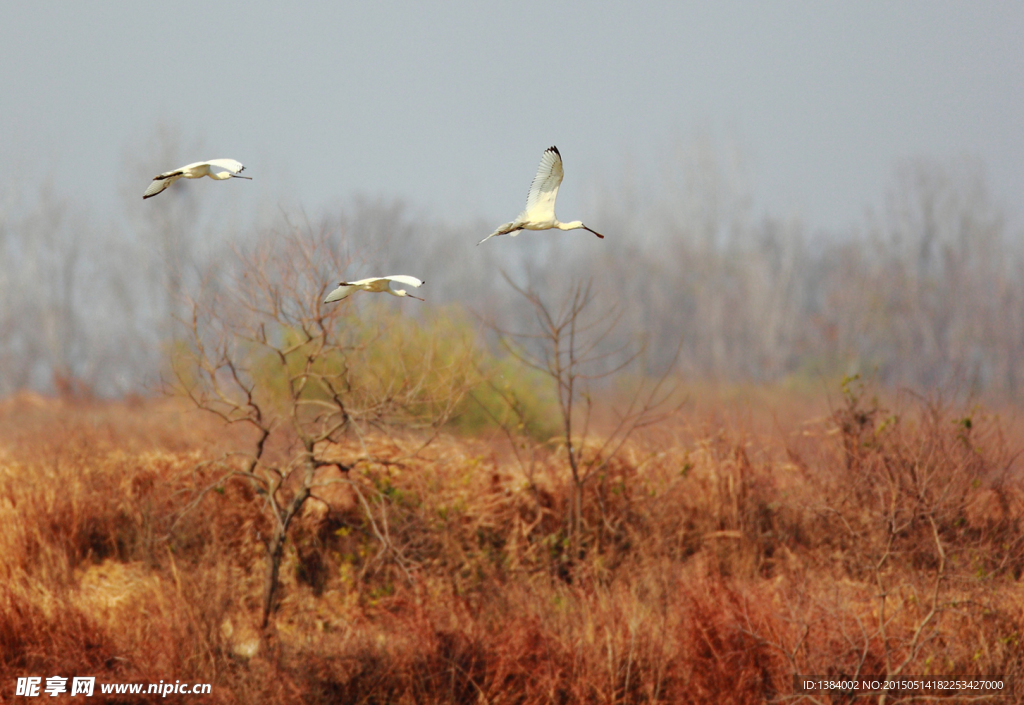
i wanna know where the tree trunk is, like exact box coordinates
[261,523,287,628]
[571,480,583,560]
[260,484,310,629]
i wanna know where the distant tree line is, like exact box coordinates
[0,130,1019,397]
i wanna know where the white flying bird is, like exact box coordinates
[143,159,251,199]
[478,146,605,245]
[323,275,425,304]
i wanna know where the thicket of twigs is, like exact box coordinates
[2,381,1022,704]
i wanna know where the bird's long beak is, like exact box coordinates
[406,293,425,301]
[230,174,253,180]
[584,226,605,239]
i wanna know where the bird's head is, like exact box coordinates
[560,221,605,238]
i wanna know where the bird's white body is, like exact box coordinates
[323,275,424,304]
[478,146,605,245]
[143,159,251,199]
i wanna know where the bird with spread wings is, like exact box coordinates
[478,146,605,245]
[143,159,251,199]
[323,275,425,304]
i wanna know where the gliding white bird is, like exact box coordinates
[143,159,251,199]
[478,146,605,245]
[323,275,425,304]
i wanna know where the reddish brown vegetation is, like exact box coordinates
[1,387,1023,704]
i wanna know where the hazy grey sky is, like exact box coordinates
[2,1,1022,233]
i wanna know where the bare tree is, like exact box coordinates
[483,274,680,559]
[172,223,475,628]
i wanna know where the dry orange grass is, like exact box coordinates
[1,387,1023,703]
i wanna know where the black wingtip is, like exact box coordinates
[547,145,560,156]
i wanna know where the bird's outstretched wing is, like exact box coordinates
[143,176,177,199]
[522,146,563,220]
[323,283,357,303]
[343,277,383,288]
[206,159,245,175]
[382,275,423,289]
[143,161,193,199]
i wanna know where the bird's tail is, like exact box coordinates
[478,222,515,246]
